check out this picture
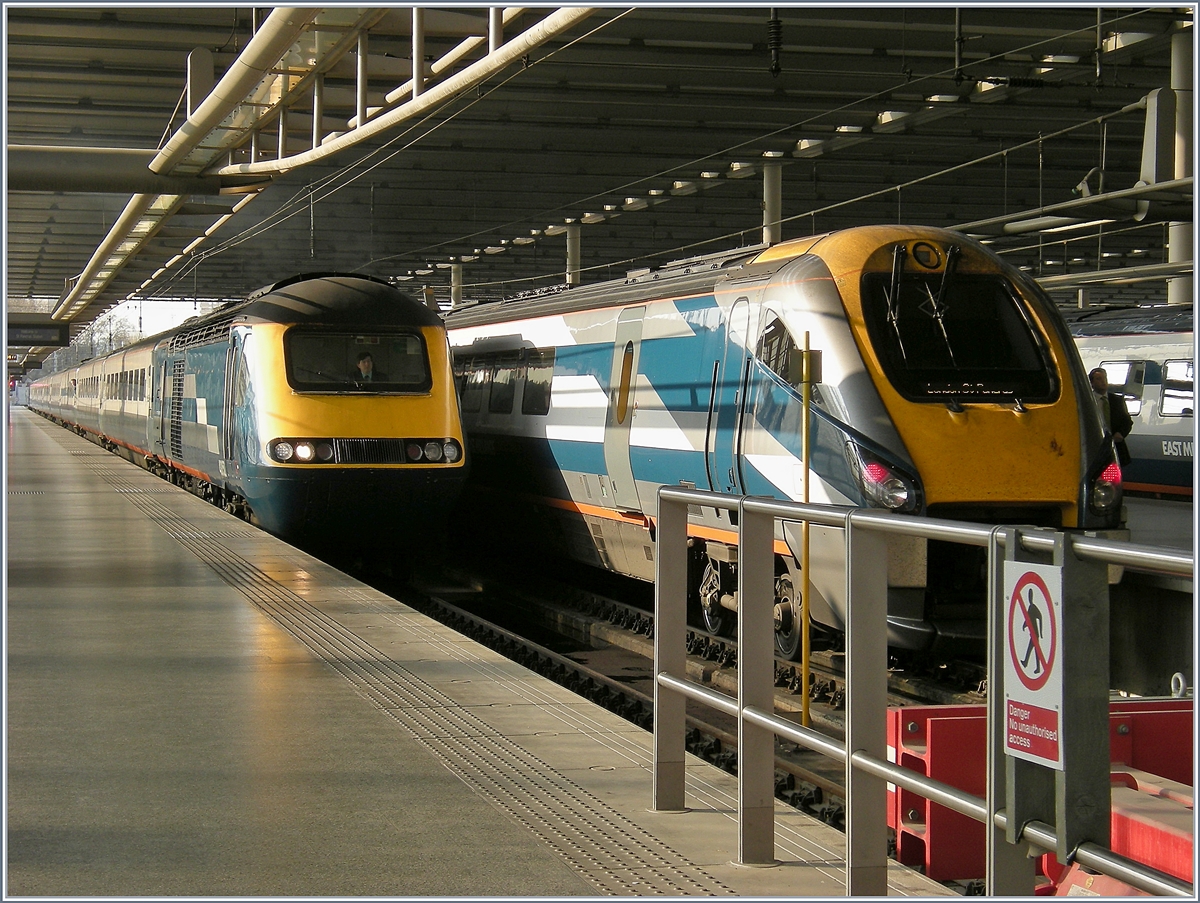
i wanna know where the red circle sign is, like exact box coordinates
[1007,571,1057,692]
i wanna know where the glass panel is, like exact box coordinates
[861,271,1056,403]
[461,362,487,413]
[522,348,555,415]
[1161,359,1194,416]
[489,355,519,414]
[616,342,635,424]
[285,329,432,393]
[757,317,797,384]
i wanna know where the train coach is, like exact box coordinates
[445,225,1125,660]
[28,273,467,552]
[1065,304,1194,499]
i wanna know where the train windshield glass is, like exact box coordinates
[861,272,1056,404]
[284,329,432,393]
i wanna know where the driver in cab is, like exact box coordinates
[351,352,387,384]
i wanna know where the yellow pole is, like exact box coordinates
[801,332,812,728]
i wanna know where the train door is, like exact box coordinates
[158,358,185,460]
[603,307,645,511]
[149,340,170,456]
[221,331,250,482]
[706,296,751,494]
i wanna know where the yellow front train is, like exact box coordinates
[29,274,467,553]
[446,225,1121,657]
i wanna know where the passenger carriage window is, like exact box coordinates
[1161,359,1194,416]
[461,360,487,413]
[283,329,432,393]
[489,353,520,414]
[615,342,635,425]
[1100,360,1145,415]
[522,349,555,415]
[860,269,1055,404]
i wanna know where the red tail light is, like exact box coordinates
[863,462,890,484]
[1100,462,1121,484]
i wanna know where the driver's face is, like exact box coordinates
[358,357,373,375]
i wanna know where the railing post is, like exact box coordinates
[653,488,688,812]
[1055,532,1112,858]
[844,513,889,895]
[987,526,1037,894]
[738,499,777,865]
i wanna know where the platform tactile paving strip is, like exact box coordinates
[44,424,736,896]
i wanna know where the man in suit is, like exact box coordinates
[1090,367,1133,465]
[351,352,387,383]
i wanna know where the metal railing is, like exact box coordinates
[652,485,1194,896]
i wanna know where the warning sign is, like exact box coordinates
[1003,561,1064,769]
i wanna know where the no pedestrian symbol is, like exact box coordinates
[1003,561,1064,769]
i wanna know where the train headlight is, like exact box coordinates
[424,441,444,462]
[845,441,922,514]
[270,438,335,463]
[442,440,462,463]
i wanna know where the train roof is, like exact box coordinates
[35,275,440,376]
[445,243,774,329]
[1061,304,1193,337]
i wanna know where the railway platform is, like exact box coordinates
[5,405,952,897]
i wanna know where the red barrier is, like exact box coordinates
[885,699,1194,886]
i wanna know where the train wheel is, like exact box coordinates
[773,572,803,661]
[697,560,732,637]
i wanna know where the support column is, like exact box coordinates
[312,75,324,149]
[489,7,504,52]
[566,223,581,286]
[356,31,369,127]
[186,48,214,118]
[762,158,782,245]
[451,263,463,307]
[412,8,425,100]
[1169,27,1192,306]
[277,106,288,160]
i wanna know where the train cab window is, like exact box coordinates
[522,349,555,415]
[489,354,521,414]
[861,269,1055,404]
[1160,359,1194,416]
[757,317,799,385]
[284,329,432,393]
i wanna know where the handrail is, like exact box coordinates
[652,485,1194,896]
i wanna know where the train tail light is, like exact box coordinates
[1089,459,1123,514]
[844,440,923,514]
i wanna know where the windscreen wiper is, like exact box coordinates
[923,244,961,366]
[885,244,909,362]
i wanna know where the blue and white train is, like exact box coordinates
[28,274,468,553]
[1065,304,1194,499]
[445,225,1125,659]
